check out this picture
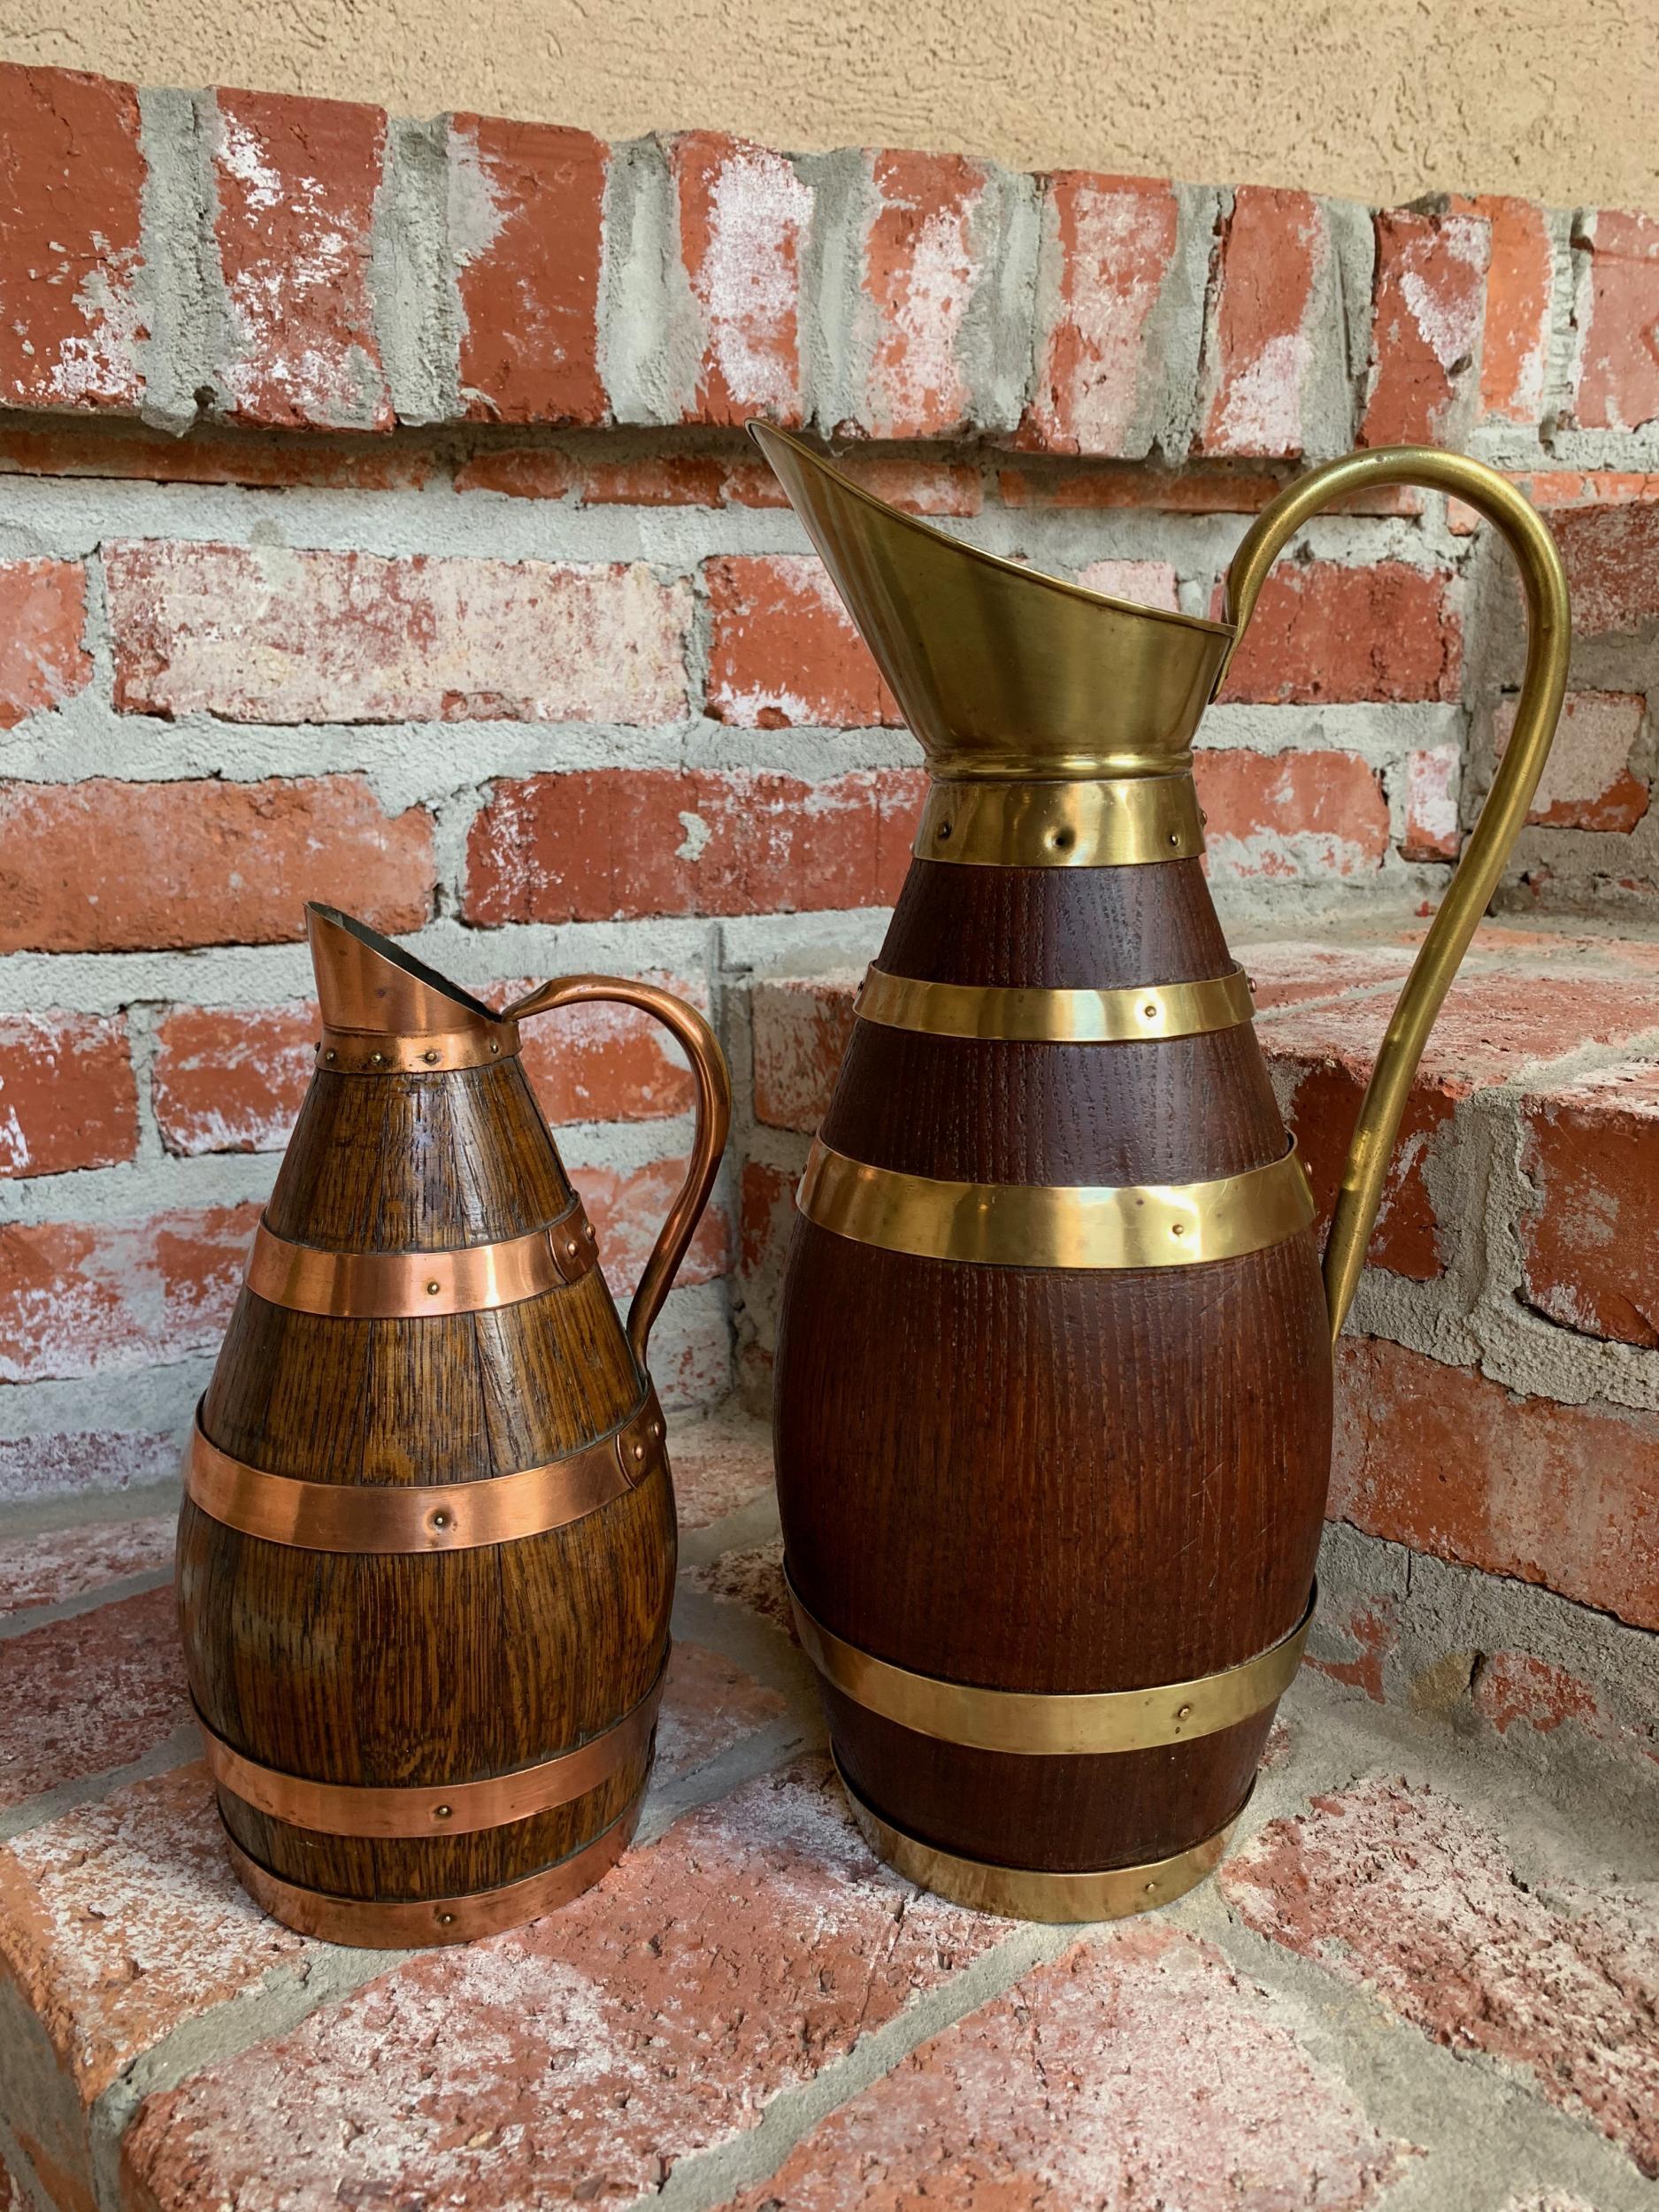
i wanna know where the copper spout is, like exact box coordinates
[306,905,508,1040]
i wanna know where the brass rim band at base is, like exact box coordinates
[245,1199,599,1317]
[184,1390,664,1552]
[913,775,1203,869]
[798,1136,1315,1270]
[836,1756,1246,1924]
[855,964,1254,1043]
[224,1800,640,1947]
[794,1573,1313,1755]
[200,1663,664,1837]
[318,1024,519,1074]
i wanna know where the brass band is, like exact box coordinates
[222,1800,640,1947]
[318,1024,519,1073]
[837,1755,1246,1923]
[913,775,1204,869]
[798,1136,1315,1270]
[184,1390,664,1552]
[794,1572,1313,1755]
[245,1199,599,1317]
[199,1663,664,1837]
[855,964,1254,1043]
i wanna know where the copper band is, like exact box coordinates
[184,1391,664,1552]
[318,1024,519,1073]
[836,1755,1247,1924]
[224,1799,640,1947]
[855,964,1254,1043]
[200,1662,664,1837]
[245,1199,599,1317]
[913,775,1204,869]
[795,1572,1313,1754]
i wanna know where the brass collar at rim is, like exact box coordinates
[199,1663,664,1838]
[793,1572,1313,1755]
[837,1755,1247,1923]
[855,964,1254,1044]
[245,1199,599,1318]
[318,1024,519,1074]
[184,1390,664,1552]
[914,775,1203,869]
[798,1136,1315,1270]
[223,1799,640,1947]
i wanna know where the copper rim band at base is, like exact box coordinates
[317,1024,520,1073]
[793,1572,1313,1755]
[913,775,1204,869]
[184,1390,664,1552]
[224,1798,641,1947]
[244,1198,599,1317]
[835,1755,1247,1924]
[855,964,1254,1043]
[797,1136,1316,1270]
[200,1660,665,1836]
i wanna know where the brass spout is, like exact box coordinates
[307,905,506,1039]
[748,424,1231,780]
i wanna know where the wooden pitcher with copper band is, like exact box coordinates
[176,906,730,1946]
[754,426,1570,1921]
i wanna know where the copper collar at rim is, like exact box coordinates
[200,1663,665,1837]
[836,1755,1248,1923]
[797,1136,1316,1270]
[184,1392,664,1552]
[224,1799,640,1947]
[913,775,1204,869]
[794,1572,1313,1755]
[318,1024,519,1073]
[855,964,1254,1043]
[245,1201,598,1317]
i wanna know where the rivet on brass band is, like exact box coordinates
[184,1391,665,1552]
[797,1136,1315,1271]
[245,1199,599,1318]
[794,1571,1313,1755]
[855,964,1254,1044]
[199,1663,664,1838]
[222,1800,640,1947]
[318,1024,519,1074]
[836,1755,1246,1924]
[914,775,1203,869]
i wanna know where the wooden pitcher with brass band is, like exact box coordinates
[176,905,730,1946]
[752,424,1570,1922]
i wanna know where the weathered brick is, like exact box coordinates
[1472,1650,1609,1741]
[119,1761,1004,2210]
[1214,561,1462,703]
[751,974,858,1132]
[856,150,990,440]
[673,133,813,426]
[0,775,434,953]
[0,1429,178,1505]
[690,1536,792,1635]
[211,89,389,432]
[1494,689,1648,831]
[1402,742,1461,859]
[706,555,901,728]
[1303,1588,1398,1703]
[0,1517,173,1618]
[1548,497,1659,635]
[1023,173,1181,457]
[456,447,981,514]
[1002,463,1281,511]
[664,1399,775,1530]
[1076,557,1180,609]
[0,1012,136,1178]
[1361,209,1488,445]
[1519,1060,1659,1347]
[465,768,923,924]
[1221,1777,1659,2172]
[655,1640,787,1779]
[0,1202,258,1382]
[450,117,606,425]
[575,1154,733,1294]
[1238,937,1417,1010]
[1200,188,1332,457]
[105,541,690,725]
[1194,749,1390,882]
[1574,209,1659,433]
[730,1926,1405,2210]
[741,1154,794,1267]
[498,972,704,1125]
[0,558,90,726]
[151,1003,314,1156]
[1333,1335,1659,1630]
[0,1587,190,1809]
[0,421,436,488]
[0,65,145,413]
[1462,195,1554,426]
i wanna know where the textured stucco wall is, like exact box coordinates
[2,0,1655,216]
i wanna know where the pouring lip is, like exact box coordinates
[746,420,1237,642]
[306,904,507,1028]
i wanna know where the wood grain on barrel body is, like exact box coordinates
[178,1055,673,1906]
[772,855,1332,1874]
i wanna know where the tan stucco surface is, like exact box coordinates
[2,0,1655,215]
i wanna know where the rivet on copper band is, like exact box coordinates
[244,1197,597,1318]
[854,964,1255,1044]
[317,1023,521,1074]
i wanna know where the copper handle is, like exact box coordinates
[503,975,732,1366]
[1221,446,1570,1340]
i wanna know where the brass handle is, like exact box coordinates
[502,975,732,1366]
[1221,446,1570,1341]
